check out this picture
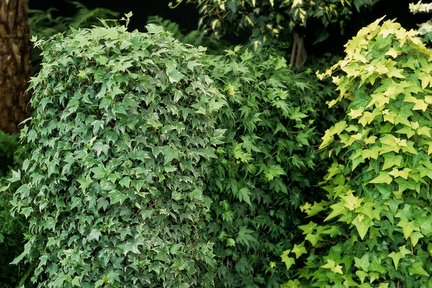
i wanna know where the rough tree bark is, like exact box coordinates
[0,0,31,134]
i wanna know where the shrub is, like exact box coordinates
[282,19,432,287]
[202,47,336,287]
[9,24,225,287]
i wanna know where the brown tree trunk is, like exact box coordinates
[0,0,31,134]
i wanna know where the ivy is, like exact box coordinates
[202,47,336,287]
[283,19,432,287]
[8,24,225,287]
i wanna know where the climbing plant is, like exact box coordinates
[8,24,225,287]
[282,18,432,287]
[203,47,336,287]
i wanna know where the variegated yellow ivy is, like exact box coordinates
[282,18,432,287]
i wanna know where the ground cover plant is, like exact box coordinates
[282,18,432,287]
[8,23,225,287]
[202,47,336,287]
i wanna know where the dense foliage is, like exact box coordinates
[282,19,432,287]
[0,132,18,177]
[0,132,27,287]
[201,48,336,287]
[9,24,226,287]
[172,0,379,45]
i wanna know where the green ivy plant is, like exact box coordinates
[8,23,226,287]
[202,47,336,287]
[282,18,432,287]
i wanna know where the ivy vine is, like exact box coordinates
[282,19,432,287]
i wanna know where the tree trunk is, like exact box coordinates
[0,0,31,134]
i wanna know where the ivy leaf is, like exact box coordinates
[397,218,418,239]
[299,221,317,234]
[122,238,144,255]
[8,169,21,183]
[91,165,106,179]
[291,243,307,259]
[93,142,110,157]
[321,259,343,274]
[409,262,429,276]
[352,214,372,240]
[320,121,347,149]
[342,193,362,211]
[325,202,346,221]
[109,190,128,205]
[369,172,392,184]
[382,153,403,170]
[354,253,370,272]
[11,242,32,265]
[301,202,325,217]
[264,164,285,181]
[237,187,252,206]
[388,251,404,269]
[388,168,411,179]
[88,229,102,241]
[281,250,295,270]
[236,226,258,248]
[166,66,184,83]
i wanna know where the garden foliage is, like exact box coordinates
[172,0,379,45]
[202,48,336,287]
[0,131,19,177]
[0,132,27,287]
[282,19,432,287]
[9,24,225,287]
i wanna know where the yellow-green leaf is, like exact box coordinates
[369,172,393,184]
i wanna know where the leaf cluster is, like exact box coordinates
[9,24,225,287]
[202,47,336,287]
[283,19,432,287]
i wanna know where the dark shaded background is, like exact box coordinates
[28,0,431,55]
[29,0,199,31]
